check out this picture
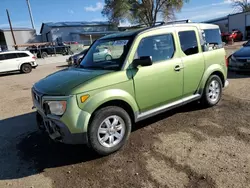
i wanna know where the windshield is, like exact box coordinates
[80,37,132,70]
[244,41,250,46]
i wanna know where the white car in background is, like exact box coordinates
[93,47,112,62]
[0,51,38,74]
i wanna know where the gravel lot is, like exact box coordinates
[0,52,250,188]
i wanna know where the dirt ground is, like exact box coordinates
[0,54,250,188]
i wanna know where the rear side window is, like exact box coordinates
[179,31,199,56]
[4,53,18,60]
[17,53,29,58]
[203,29,223,50]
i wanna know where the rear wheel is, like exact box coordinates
[105,55,112,61]
[201,75,222,107]
[41,52,48,59]
[21,63,32,73]
[88,106,131,155]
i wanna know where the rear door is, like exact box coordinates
[0,53,19,72]
[176,27,205,97]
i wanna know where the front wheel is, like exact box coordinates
[201,75,222,107]
[88,106,132,155]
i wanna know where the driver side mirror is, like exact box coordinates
[133,56,153,67]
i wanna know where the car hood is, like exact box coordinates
[234,47,250,58]
[34,68,112,95]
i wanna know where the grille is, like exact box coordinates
[237,59,247,63]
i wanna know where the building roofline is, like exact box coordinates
[40,21,115,34]
[0,28,35,32]
[228,10,250,17]
[203,16,228,23]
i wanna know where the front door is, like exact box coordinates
[132,32,184,112]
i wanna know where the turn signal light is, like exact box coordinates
[80,95,89,103]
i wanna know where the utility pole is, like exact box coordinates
[26,0,35,30]
[6,9,17,50]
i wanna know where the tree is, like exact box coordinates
[102,0,189,26]
[232,0,250,12]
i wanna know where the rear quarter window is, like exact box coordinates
[17,53,29,58]
[203,29,223,51]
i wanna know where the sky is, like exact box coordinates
[0,0,236,32]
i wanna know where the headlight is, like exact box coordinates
[47,101,67,116]
[231,55,237,61]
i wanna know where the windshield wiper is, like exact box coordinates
[81,65,106,70]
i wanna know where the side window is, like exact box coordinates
[4,53,18,60]
[203,29,223,51]
[179,31,199,56]
[17,53,29,58]
[136,33,175,63]
[0,54,4,60]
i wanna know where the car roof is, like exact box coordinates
[100,23,219,40]
[0,50,30,54]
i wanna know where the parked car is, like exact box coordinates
[0,51,37,74]
[27,45,73,58]
[221,32,231,43]
[93,47,112,62]
[32,23,228,155]
[229,30,243,41]
[67,49,88,66]
[228,40,250,71]
[221,30,243,43]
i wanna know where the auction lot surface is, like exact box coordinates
[1,59,250,188]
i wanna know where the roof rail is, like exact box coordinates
[166,19,191,25]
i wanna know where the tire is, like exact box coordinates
[21,63,32,74]
[41,52,48,59]
[105,55,112,61]
[77,58,82,65]
[88,106,132,155]
[201,75,222,107]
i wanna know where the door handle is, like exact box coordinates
[174,65,184,71]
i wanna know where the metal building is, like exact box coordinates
[204,16,228,33]
[40,22,119,45]
[204,11,250,40]
[0,28,37,51]
[228,11,250,39]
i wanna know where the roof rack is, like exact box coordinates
[166,19,191,25]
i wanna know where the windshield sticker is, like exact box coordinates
[113,40,128,46]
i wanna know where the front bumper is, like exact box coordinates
[32,89,91,144]
[36,112,87,144]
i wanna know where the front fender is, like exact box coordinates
[199,64,226,91]
[77,88,139,116]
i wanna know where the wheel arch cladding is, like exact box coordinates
[211,71,225,87]
[89,100,136,127]
[200,65,226,89]
[77,89,139,123]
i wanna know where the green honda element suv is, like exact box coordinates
[32,23,228,155]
